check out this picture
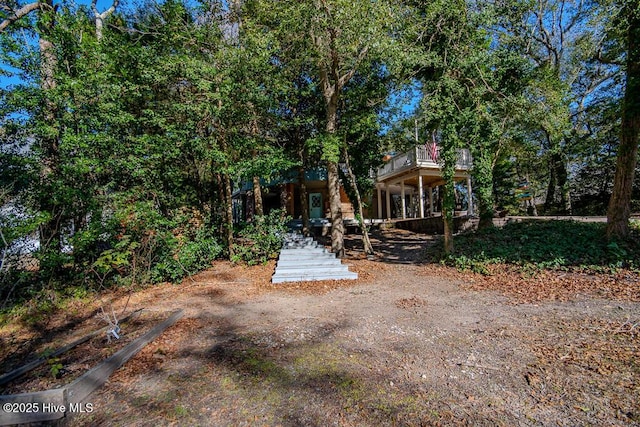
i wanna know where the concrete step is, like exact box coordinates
[283,241,318,249]
[273,234,358,283]
[280,246,328,252]
[273,265,351,274]
[271,271,358,283]
[276,258,343,268]
[277,251,335,260]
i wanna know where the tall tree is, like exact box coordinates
[410,0,505,250]
[258,0,400,257]
[1,1,60,258]
[1,0,120,269]
[606,0,640,239]
[494,0,620,215]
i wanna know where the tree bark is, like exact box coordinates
[91,0,118,40]
[440,127,458,254]
[555,154,572,214]
[279,184,288,216]
[252,176,264,217]
[323,79,345,257]
[298,166,310,236]
[544,153,557,213]
[607,1,640,240]
[343,147,374,255]
[442,181,455,254]
[36,2,63,254]
[0,1,41,32]
[327,160,344,257]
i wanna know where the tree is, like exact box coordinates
[606,0,640,239]
[483,0,626,218]
[1,1,61,259]
[1,0,120,272]
[257,0,400,257]
[409,0,507,250]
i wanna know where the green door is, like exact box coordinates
[309,193,323,218]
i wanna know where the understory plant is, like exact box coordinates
[233,209,290,265]
[433,220,640,274]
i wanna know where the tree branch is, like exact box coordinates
[0,1,41,32]
[338,45,369,88]
[92,0,119,18]
[92,0,119,39]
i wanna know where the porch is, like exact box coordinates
[373,145,473,220]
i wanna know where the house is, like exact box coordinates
[232,167,355,225]
[232,144,473,225]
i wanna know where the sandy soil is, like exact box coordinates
[2,229,639,426]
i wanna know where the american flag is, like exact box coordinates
[427,139,439,162]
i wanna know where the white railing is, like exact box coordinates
[377,146,472,179]
[415,145,439,163]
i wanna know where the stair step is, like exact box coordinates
[278,252,336,260]
[271,271,359,283]
[276,259,343,268]
[273,234,357,283]
[273,265,351,274]
[283,241,318,249]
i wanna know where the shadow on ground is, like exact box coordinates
[342,229,440,264]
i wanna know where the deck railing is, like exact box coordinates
[377,145,472,180]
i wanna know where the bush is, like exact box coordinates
[86,200,223,286]
[152,230,222,282]
[233,210,289,265]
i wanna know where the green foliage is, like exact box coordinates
[232,210,289,265]
[47,357,64,379]
[153,230,223,283]
[432,220,640,274]
[1,0,638,311]
[89,200,223,285]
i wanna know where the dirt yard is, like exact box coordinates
[2,229,639,426]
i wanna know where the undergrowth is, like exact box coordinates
[232,210,289,265]
[432,220,640,275]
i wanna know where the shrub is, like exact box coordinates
[87,200,223,286]
[233,210,289,265]
[152,230,222,282]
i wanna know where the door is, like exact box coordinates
[309,192,323,218]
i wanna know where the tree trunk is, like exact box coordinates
[544,154,557,213]
[37,4,62,255]
[252,176,263,217]
[343,147,374,255]
[555,154,572,215]
[324,90,345,258]
[528,198,538,216]
[94,14,104,40]
[327,161,345,257]
[440,128,458,254]
[92,0,119,40]
[442,181,455,254]
[279,184,288,217]
[223,172,234,259]
[298,166,310,236]
[607,1,640,240]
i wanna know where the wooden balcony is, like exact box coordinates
[377,145,472,182]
